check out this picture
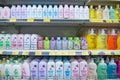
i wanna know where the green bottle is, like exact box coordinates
[44,37,50,49]
[109,6,115,19]
[74,37,80,50]
[97,58,107,80]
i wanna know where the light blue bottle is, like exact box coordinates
[68,37,74,50]
[48,5,53,18]
[109,6,115,19]
[53,5,58,19]
[62,37,68,50]
[56,37,62,50]
[107,58,117,79]
[43,5,48,18]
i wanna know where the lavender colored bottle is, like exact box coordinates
[50,37,56,50]
[62,37,68,50]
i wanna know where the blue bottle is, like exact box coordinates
[56,37,62,50]
[109,6,115,19]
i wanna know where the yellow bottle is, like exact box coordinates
[89,5,96,19]
[87,28,96,50]
[115,4,120,19]
[96,5,103,19]
[117,31,120,49]
[96,29,107,50]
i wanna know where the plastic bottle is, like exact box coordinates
[43,5,48,18]
[31,34,38,50]
[16,5,22,19]
[115,4,120,19]
[58,5,64,19]
[48,5,53,19]
[37,5,43,19]
[63,57,71,80]
[97,58,107,80]
[80,37,87,50]
[117,60,120,78]
[89,5,96,19]
[108,29,117,50]
[50,37,56,50]
[27,5,32,18]
[32,5,37,18]
[87,58,97,80]
[37,37,44,50]
[56,37,62,50]
[11,34,18,50]
[17,34,24,50]
[0,34,5,50]
[68,37,74,50]
[30,59,39,80]
[109,6,115,19]
[24,34,31,50]
[96,29,107,50]
[105,57,109,65]
[53,5,58,19]
[11,5,16,18]
[80,6,84,19]
[64,5,69,19]
[79,59,88,80]
[96,5,103,19]
[2,6,10,19]
[74,5,80,19]
[107,58,117,79]
[69,5,74,19]
[44,37,50,50]
[39,59,47,80]
[0,60,4,79]
[74,37,80,50]
[21,5,27,19]
[84,6,89,20]
[71,59,79,80]
[62,37,68,50]
[103,5,109,20]
[87,29,96,50]
[117,31,120,49]
[0,7,3,19]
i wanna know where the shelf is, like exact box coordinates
[0,50,120,56]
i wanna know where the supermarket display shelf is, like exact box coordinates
[0,50,120,56]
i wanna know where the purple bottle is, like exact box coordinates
[50,37,56,50]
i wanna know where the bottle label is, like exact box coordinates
[48,70,53,77]
[39,64,46,77]
[59,8,63,18]
[80,64,87,77]
[72,64,79,77]
[5,68,10,77]
[108,35,117,49]
[14,69,19,77]
[87,35,96,49]
[22,68,27,78]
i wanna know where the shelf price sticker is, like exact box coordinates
[35,51,41,56]
[27,18,34,22]
[9,18,16,22]
[0,50,3,54]
[90,50,97,55]
[49,51,56,55]
[22,51,29,55]
[115,50,120,55]
[113,19,119,23]
[69,51,76,55]
[90,19,103,22]
[106,20,112,23]
[82,50,88,55]
[12,51,19,55]
[43,18,50,23]
[105,50,111,55]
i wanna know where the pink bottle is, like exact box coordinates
[59,5,64,19]
[11,34,18,49]
[37,37,43,50]
[17,34,24,50]
[64,4,69,19]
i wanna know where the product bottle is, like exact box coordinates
[56,37,62,50]
[17,34,24,50]
[37,37,43,50]
[58,5,64,19]
[87,29,96,50]
[103,5,109,20]
[69,5,74,19]
[0,34,5,50]
[43,5,48,18]
[80,6,84,19]
[31,34,38,50]
[96,5,103,19]
[0,60,4,80]
[53,5,58,19]
[21,5,27,19]
[117,60,120,78]
[48,5,53,19]
[74,5,80,19]
[0,7,3,19]
[11,5,16,18]
[74,37,80,50]
[62,37,68,50]
[11,34,18,50]
[16,5,22,19]
[2,6,10,19]
[109,6,115,19]
[27,5,32,18]
[107,58,117,79]
[44,37,50,50]
[32,5,37,18]
[50,37,56,50]
[64,4,69,19]
[89,5,96,19]
[87,58,97,80]
[105,57,109,65]
[117,31,120,49]
[97,58,107,80]
[108,29,117,50]
[84,6,89,20]
[24,34,31,50]
[79,59,88,80]
[37,5,43,19]
[80,37,87,50]
[96,29,107,50]
[115,4,120,19]
[68,37,74,50]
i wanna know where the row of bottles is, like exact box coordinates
[0,4,120,19]
[0,56,119,80]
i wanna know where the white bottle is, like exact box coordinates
[27,5,32,18]
[31,34,38,50]
[11,5,16,18]
[103,5,109,20]
[69,5,74,19]
[17,34,24,50]
[43,5,48,18]
[32,5,37,18]
[5,34,11,49]
[11,34,18,50]
[87,58,97,80]
[37,5,43,19]
[22,60,30,79]
[62,37,68,50]
[80,6,84,19]
[16,5,22,19]
[64,5,69,19]
[12,60,22,79]
[53,5,58,19]
[39,59,47,80]
[84,6,89,19]
[0,7,3,19]
[24,34,31,50]
[21,5,27,19]
[58,5,64,19]
[79,59,88,80]
[0,34,5,50]
[2,6,10,19]
[75,5,80,19]
[30,60,39,80]
[48,5,53,18]
[71,59,79,80]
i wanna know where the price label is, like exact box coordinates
[9,18,16,22]
[12,51,19,55]
[113,19,119,23]
[82,50,88,55]
[22,51,29,55]
[91,50,97,55]
[43,18,50,22]
[106,50,111,55]
[115,50,120,55]
[69,51,75,55]
[49,51,56,55]
[0,50,3,54]
[27,18,34,22]
[90,19,103,22]
[106,20,112,23]
[35,51,41,56]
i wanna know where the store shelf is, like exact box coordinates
[0,50,120,56]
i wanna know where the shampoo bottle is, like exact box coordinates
[50,37,56,50]
[103,5,109,20]
[109,6,115,19]
[44,37,50,50]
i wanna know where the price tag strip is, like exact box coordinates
[9,18,16,22]
[22,50,29,55]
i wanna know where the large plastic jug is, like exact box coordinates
[43,5,48,18]
[2,6,10,19]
